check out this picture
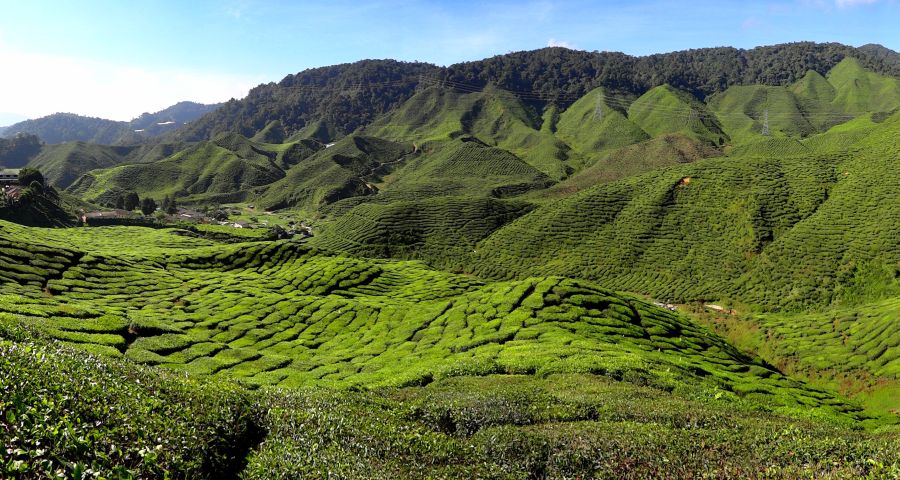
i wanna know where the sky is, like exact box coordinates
[0,0,897,124]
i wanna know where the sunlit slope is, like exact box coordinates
[253,134,550,217]
[710,58,900,143]
[465,110,900,310]
[759,297,900,389]
[366,86,575,179]
[828,57,900,114]
[539,133,722,198]
[0,219,870,422]
[25,141,187,189]
[4,321,898,479]
[310,196,533,262]
[66,133,297,205]
[627,85,727,145]
[554,87,649,154]
[254,135,411,212]
[708,85,816,142]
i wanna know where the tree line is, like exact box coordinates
[174,42,900,143]
[106,192,178,216]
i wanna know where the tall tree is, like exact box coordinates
[124,192,140,211]
[140,197,157,216]
[17,168,44,187]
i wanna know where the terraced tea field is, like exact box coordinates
[3,221,899,478]
[0,219,873,416]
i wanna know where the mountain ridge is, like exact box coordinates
[3,101,221,145]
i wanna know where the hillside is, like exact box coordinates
[173,59,439,142]
[25,141,187,189]
[436,110,899,311]
[3,101,220,145]
[1,220,898,477]
[168,42,900,145]
[68,133,294,205]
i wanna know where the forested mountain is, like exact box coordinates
[175,42,900,143]
[0,133,43,167]
[3,40,900,478]
[3,113,130,145]
[173,59,438,142]
[2,101,220,145]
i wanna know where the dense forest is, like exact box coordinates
[176,42,900,142]
[173,60,438,142]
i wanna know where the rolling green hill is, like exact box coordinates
[709,57,900,143]
[627,85,727,145]
[366,85,574,179]
[67,133,297,205]
[2,41,899,479]
[25,141,188,189]
[554,87,649,155]
[1,220,898,477]
[401,110,900,312]
[171,43,900,145]
[254,135,410,213]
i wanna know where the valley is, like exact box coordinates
[1,40,899,479]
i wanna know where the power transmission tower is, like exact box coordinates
[593,93,603,121]
[761,109,770,136]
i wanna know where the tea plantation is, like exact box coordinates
[2,221,898,478]
[3,49,900,479]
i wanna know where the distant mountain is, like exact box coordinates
[127,101,223,138]
[0,133,43,168]
[174,42,900,144]
[4,114,129,145]
[2,101,221,145]
[857,43,900,67]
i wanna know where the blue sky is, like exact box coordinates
[0,0,897,123]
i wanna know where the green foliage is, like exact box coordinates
[421,110,900,311]
[176,59,437,142]
[124,191,140,211]
[140,197,157,215]
[26,141,191,189]
[17,168,44,187]
[0,337,260,479]
[68,133,290,205]
[0,220,898,477]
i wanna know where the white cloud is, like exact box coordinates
[547,38,573,49]
[835,0,878,6]
[0,43,263,121]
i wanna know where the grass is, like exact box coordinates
[1,218,899,477]
[397,109,900,312]
[0,220,884,421]
[67,133,295,205]
[2,311,899,478]
[687,296,900,415]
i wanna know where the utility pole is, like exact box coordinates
[762,109,770,136]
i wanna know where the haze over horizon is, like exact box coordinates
[1,0,897,124]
